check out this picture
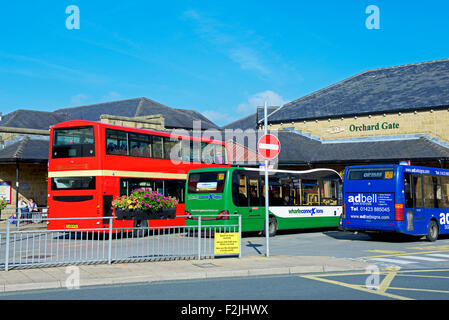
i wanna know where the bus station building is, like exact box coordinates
[1,58,449,213]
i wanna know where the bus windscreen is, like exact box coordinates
[347,167,394,180]
[52,126,95,158]
[187,172,226,193]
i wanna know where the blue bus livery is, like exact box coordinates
[342,164,449,241]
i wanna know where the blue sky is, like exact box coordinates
[1,1,448,126]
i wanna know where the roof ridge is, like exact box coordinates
[363,58,449,74]
[13,136,30,159]
[4,111,19,127]
[57,97,143,111]
[134,97,146,117]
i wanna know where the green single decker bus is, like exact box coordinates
[185,167,343,236]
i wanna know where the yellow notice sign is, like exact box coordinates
[214,233,240,255]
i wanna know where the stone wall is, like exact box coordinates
[267,108,449,143]
[100,114,166,131]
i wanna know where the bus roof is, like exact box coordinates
[51,120,227,146]
[188,166,342,180]
[345,164,449,175]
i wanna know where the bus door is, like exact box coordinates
[232,171,264,231]
[404,173,425,232]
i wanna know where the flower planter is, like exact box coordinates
[115,207,176,221]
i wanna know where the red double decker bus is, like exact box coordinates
[47,120,229,231]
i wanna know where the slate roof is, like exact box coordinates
[0,110,68,130]
[268,59,449,123]
[55,97,219,130]
[1,97,219,131]
[0,136,49,163]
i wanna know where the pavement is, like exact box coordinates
[0,255,371,293]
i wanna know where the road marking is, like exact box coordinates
[300,268,449,299]
[388,287,449,294]
[396,274,449,280]
[368,258,416,265]
[365,250,406,254]
[300,271,412,300]
[357,249,449,260]
[397,255,448,262]
[378,267,401,294]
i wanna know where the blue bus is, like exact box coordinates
[342,164,449,241]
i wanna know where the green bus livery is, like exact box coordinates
[185,167,343,235]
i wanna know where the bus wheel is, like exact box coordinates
[263,217,278,237]
[426,220,439,242]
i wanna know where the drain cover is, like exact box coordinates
[193,263,216,268]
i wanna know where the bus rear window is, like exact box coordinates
[188,172,226,194]
[347,167,394,180]
[52,126,95,158]
[51,177,96,190]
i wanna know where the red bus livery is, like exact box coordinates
[47,120,229,231]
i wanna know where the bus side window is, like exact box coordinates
[439,176,449,209]
[152,136,164,159]
[269,177,283,206]
[413,175,424,208]
[423,175,436,209]
[302,179,319,206]
[319,180,338,206]
[404,173,413,208]
[232,173,248,207]
[248,177,260,206]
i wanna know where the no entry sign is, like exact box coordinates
[258,134,280,160]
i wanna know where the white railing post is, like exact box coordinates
[197,216,202,260]
[238,215,242,259]
[108,217,113,264]
[5,218,10,271]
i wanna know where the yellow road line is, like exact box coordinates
[300,274,413,300]
[300,268,449,299]
[365,250,406,254]
[378,267,401,293]
[388,287,449,294]
[396,274,449,279]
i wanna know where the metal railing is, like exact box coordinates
[0,214,242,271]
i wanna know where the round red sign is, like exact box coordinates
[258,134,281,160]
